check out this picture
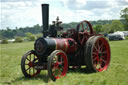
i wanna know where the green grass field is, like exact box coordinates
[0,40,128,85]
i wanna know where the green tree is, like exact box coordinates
[102,24,111,33]
[110,20,124,32]
[93,24,102,34]
[26,32,32,38]
[120,7,128,30]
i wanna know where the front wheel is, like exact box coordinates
[47,50,68,81]
[21,50,41,77]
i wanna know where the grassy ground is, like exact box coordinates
[0,40,128,85]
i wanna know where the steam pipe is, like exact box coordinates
[41,4,49,37]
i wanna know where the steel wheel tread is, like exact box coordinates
[47,50,68,81]
[85,36,111,72]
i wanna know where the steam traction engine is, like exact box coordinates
[21,4,111,81]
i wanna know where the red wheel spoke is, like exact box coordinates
[60,57,63,63]
[93,56,97,61]
[96,40,100,51]
[102,51,107,54]
[81,23,84,31]
[81,36,85,45]
[94,45,99,52]
[53,68,58,76]
[100,42,104,49]
[92,51,97,55]
[85,25,89,32]
[53,62,59,68]
[58,68,61,74]
[100,57,106,63]
[79,32,84,35]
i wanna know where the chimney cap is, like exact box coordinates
[41,4,49,6]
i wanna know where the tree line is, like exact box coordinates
[0,7,127,39]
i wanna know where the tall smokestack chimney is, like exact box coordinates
[41,4,49,37]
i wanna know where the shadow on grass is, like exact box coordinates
[68,67,95,74]
[2,68,93,84]
[10,74,49,84]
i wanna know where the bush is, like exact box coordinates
[28,35,36,41]
[14,37,23,43]
[1,39,8,44]
[125,36,128,40]
[25,32,36,41]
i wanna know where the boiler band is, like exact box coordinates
[34,37,77,56]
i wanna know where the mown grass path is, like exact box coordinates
[0,40,128,85]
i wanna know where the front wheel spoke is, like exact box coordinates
[26,57,30,61]
[26,67,30,71]
[53,69,58,76]
[25,63,29,65]
[53,57,57,61]
[58,68,61,74]
[61,67,64,71]
[53,64,58,69]
[29,67,31,74]
[54,62,59,67]
[33,67,35,74]
[33,55,35,60]
[34,58,38,60]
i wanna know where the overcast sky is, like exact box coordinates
[0,0,128,29]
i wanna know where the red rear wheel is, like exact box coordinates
[48,50,68,81]
[85,36,111,72]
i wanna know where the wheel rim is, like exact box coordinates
[24,52,40,77]
[51,52,68,79]
[92,38,110,72]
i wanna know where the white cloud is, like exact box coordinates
[0,0,128,29]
